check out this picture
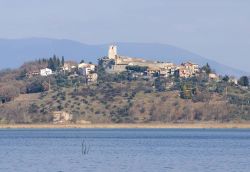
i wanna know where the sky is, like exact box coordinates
[0,0,249,72]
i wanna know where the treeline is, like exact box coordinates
[36,55,65,71]
[126,65,148,73]
[47,55,65,71]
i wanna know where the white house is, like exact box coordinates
[78,63,98,83]
[78,63,96,75]
[229,77,238,85]
[209,73,219,80]
[40,68,53,76]
[62,61,77,71]
[78,63,95,71]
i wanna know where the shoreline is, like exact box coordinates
[1,122,250,129]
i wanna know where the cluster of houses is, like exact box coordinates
[100,45,241,84]
[27,61,98,83]
[101,45,201,78]
[60,61,98,82]
[26,45,240,84]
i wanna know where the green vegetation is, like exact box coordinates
[47,55,64,71]
[126,65,148,73]
[201,63,212,74]
[238,76,249,87]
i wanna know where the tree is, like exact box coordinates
[28,103,39,113]
[16,69,27,80]
[222,75,229,82]
[48,55,61,71]
[0,85,20,103]
[126,65,148,73]
[154,77,166,92]
[80,60,85,63]
[26,78,48,93]
[61,56,65,66]
[48,58,55,71]
[180,84,192,99]
[56,58,60,68]
[238,76,249,86]
[96,63,107,83]
[201,63,212,74]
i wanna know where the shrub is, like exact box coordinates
[28,103,39,113]
[238,76,249,86]
[140,107,145,113]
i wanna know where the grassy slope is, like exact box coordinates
[30,80,249,123]
[1,78,250,124]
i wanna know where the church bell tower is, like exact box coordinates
[108,45,117,59]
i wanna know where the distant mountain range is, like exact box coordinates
[0,38,248,77]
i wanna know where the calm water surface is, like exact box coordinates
[0,129,250,172]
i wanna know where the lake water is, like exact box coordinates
[0,129,250,172]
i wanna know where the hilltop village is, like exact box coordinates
[25,45,215,81]
[0,45,249,124]
[16,45,242,86]
[102,45,199,78]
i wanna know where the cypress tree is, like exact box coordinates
[61,56,65,66]
[56,58,60,69]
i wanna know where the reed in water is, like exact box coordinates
[81,139,90,155]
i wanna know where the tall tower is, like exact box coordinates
[108,45,117,59]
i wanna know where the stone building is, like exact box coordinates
[62,61,77,72]
[103,45,176,76]
[78,63,97,83]
[101,45,199,78]
[108,45,117,60]
[52,111,73,124]
[176,62,199,78]
[78,63,96,75]
[209,73,219,80]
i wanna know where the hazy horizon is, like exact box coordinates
[0,0,249,72]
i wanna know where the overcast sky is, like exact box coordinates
[0,0,249,72]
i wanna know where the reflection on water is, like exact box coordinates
[0,129,250,172]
